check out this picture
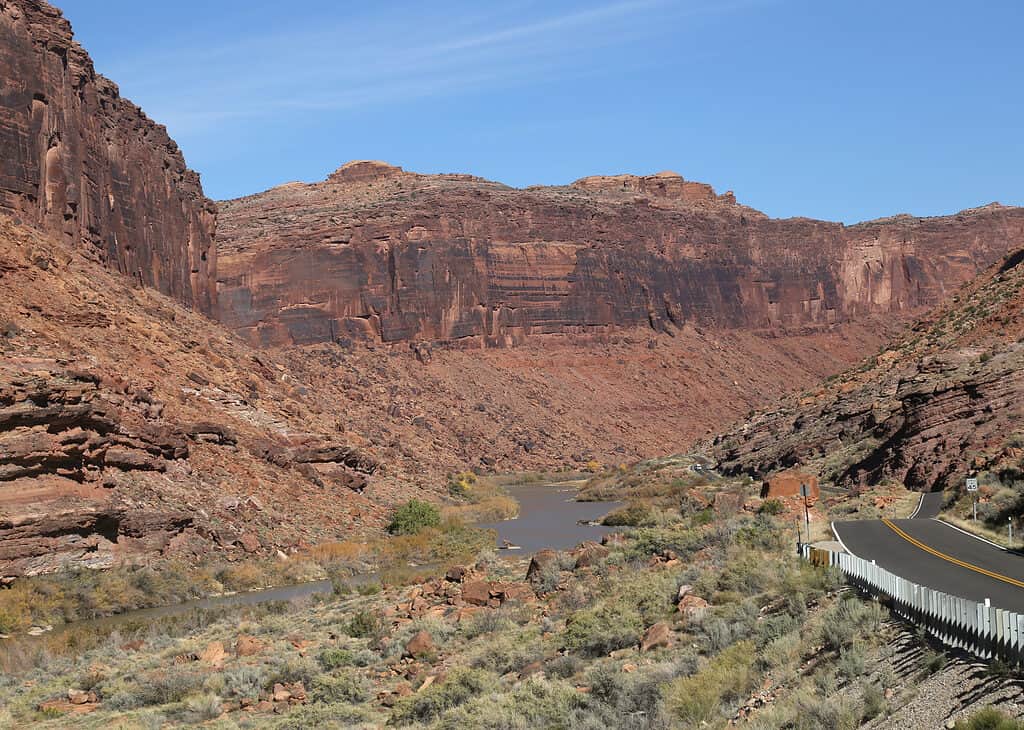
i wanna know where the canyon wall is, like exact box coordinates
[0,0,216,312]
[709,246,1024,491]
[216,161,1024,348]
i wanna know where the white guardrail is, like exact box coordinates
[802,544,1024,665]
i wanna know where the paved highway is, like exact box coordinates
[834,492,1024,612]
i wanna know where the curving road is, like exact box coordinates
[833,491,1024,612]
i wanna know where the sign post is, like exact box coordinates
[800,483,811,544]
[966,477,978,520]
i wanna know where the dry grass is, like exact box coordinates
[442,494,519,523]
[939,514,1015,549]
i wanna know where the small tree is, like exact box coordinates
[388,499,441,535]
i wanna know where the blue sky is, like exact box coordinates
[57,0,1022,222]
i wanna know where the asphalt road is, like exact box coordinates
[834,512,1024,612]
[909,490,944,519]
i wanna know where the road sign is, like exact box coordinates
[966,478,979,492]
[799,483,811,497]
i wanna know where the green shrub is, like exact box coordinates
[837,644,867,681]
[547,654,582,679]
[272,703,371,729]
[602,502,656,527]
[390,668,497,725]
[267,656,320,690]
[821,597,882,651]
[318,647,355,670]
[921,648,946,677]
[955,707,1024,730]
[104,667,205,710]
[346,609,384,640]
[223,665,268,700]
[310,672,370,704]
[664,640,757,725]
[184,693,223,722]
[433,676,587,730]
[388,500,441,535]
[563,601,643,656]
[469,631,543,675]
[794,695,862,730]
[759,498,785,516]
[862,683,886,721]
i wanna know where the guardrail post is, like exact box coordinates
[797,545,1016,664]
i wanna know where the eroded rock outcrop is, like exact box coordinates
[0,217,386,576]
[0,0,216,312]
[217,165,1024,348]
[710,247,1024,491]
[0,365,196,574]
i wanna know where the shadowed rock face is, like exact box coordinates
[216,163,1024,348]
[709,247,1024,492]
[0,0,216,313]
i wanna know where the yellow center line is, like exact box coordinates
[882,519,1024,589]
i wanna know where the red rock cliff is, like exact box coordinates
[0,0,216,312]
[216,163,1024,348]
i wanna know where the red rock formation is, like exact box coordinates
[0,0,216,312]
[761,473,819,502]
[709,246,1024,492]
[216,165,1024,349]
[0,217,383,575]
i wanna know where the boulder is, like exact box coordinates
[526,550,559,589]
[237,533,261,553]
[235,634,265,657]
[461,581,492,607]
[67,688,92,705]
[497,582,536,603]
[678,594,710,622]
[640,622,672,652]
[445,565,467,583]
[272,683,291,703]
[199,641,226,666]
[573,541,610,569]
[404,630,435,658]
[760,472,819,502]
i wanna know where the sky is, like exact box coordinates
[57,0,1023,223]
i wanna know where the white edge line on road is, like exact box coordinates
[931,517,1008,552]
[831,521,854,556]
[908,494,924,519]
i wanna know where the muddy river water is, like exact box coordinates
[475,482,623,553]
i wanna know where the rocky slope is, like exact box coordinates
[0,216,387,576]
[709,245,1024,492]
[216,160,1024,349]
[0,0,216,313]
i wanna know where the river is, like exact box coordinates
[3,480,619,640]
[475,482,623,553]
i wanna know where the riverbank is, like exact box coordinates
[0,476,613,641]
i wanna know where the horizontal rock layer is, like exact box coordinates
[0,0,216,312]
[216,165,1024,348]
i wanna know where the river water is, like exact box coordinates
[475,482,623,553]
[4,481,619,640]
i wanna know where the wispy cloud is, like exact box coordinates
[102,0,756,135]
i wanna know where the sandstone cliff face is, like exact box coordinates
[216,163,1024,349]
[0,0,216,312]
[709,247,1024,491]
